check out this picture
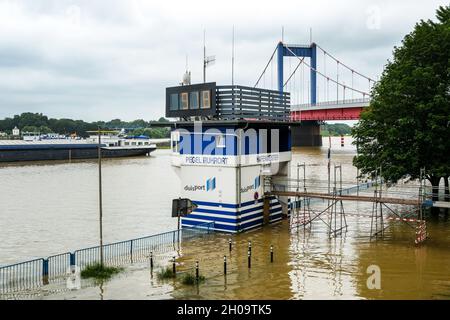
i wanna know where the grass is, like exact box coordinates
[156,266,206,285]
[157,266,176,280]
[80,263,123,280]
[181,272,206,285]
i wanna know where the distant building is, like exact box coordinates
[12,126,20,136]
[0,131,7,137]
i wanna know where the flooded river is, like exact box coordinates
[1,137,449,299]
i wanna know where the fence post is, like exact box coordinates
[130,240,134,263]
[43,259,49,285]
[70,252,76,267]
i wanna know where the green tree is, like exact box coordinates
[22,125,39,133]
[352,6,450,205]
[38,126,52,134]
[321,123,352,136]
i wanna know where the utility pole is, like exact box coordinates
[97,128,104,266]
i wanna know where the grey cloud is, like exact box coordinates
[0,0,447,121]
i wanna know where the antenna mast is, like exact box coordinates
[232,25,235,85]
[202,29,216,83]
[203,29,206,83]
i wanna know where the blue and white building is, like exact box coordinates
[166,83,292,232]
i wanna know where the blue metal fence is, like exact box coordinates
[0,222,213,294]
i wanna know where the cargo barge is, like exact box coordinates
[0,137,156,162]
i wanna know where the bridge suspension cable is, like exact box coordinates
[284,45,370,97]
[315,43,376,83]
[283,57,305,88]
[254,44,278,88]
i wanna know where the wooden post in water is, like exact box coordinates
[98,128,104,266]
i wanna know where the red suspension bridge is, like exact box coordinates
[254,42,376,145]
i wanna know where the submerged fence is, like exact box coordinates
[0,223,213,294]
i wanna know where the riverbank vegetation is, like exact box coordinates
[181,272,206,285]
[352,5,449,212]
[0,112,171,138]
[80,263,123,280]
[157,266,176,280]
[156,266,206,286]
[321,123,352,136]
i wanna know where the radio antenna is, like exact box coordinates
[203,29,206,83]
[232,25,235,85]
[203,29,216,83]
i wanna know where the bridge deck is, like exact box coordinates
[268,191,420,206]
[291,98,370,112]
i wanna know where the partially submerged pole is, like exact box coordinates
[195,260,199,281]
[150,252,154,270]
[172,256,176,275]
[223,255,227,275]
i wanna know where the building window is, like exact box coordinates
[201,90,211,109]
[171,131,180,153]
[189,91,199,109]
[216,134,225,148]
[132,142,136,146]
[144,142,149,145]
[181,92,189,110]
[170,93,179,110]
[125,142,129,146]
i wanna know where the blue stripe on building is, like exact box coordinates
[182,197,284,233]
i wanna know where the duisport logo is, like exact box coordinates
[241,176,261,193]
[184,177,216,192]
[206,177,216,191]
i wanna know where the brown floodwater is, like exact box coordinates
[1,138,449,300]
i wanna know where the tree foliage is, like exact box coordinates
[352,5,450,188]
[321,123,352,136]
[0,113,171,138]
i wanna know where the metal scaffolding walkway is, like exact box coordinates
[268,191,420,206]
[265,164,429,245]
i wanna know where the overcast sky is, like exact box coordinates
[0,0,447,122]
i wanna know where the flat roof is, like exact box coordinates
[171,120,297,128]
